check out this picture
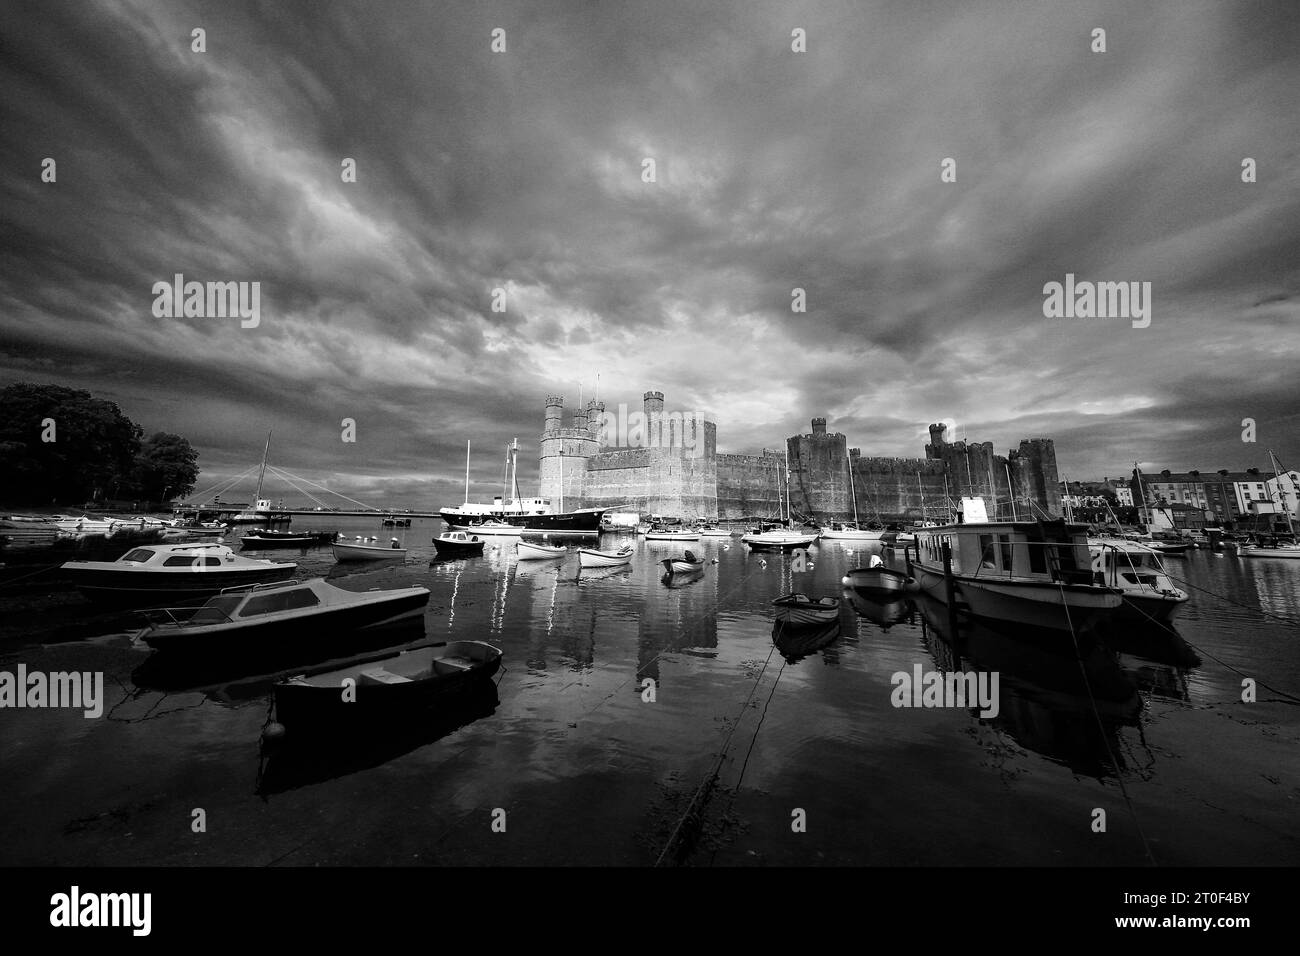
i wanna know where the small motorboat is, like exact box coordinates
[841,555,917,595]
[61,543,297,606]
[578,545,633,568]
[771,592,841,627]
[240,530,327,549]
[136,577,431,651]
[741,526,819,550]
[645,528,701,541]
[697,527,734,537]
[516,540,566,560]
[464,519,526,536]
[433,531,485,557]
[333,537,408,561]
[1237,540,1300,559]
[266,640,502,741]
[660,551,705,575]
[818,522,886,541]
[381,516,412,527]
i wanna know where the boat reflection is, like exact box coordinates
[913,593,1144,777]
[255,679,500,795]
[843,585,914,631]
[771,618,842,664]
[131,616,428,692]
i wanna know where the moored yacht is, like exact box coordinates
[908,497,1122,633]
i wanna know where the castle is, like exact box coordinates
[537,391,1062,521]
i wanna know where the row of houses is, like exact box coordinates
[1060,467,1300,527]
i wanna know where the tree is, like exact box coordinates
[0,383,142,505]
[131,432,199,502]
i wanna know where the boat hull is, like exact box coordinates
[1238,546,1300,559]
[841,567,914,594]
[819,528,886,540]
[741,533,819,551]
[911,564,1121,633]
[66,565,297,607]
[333,543,408,561]
[578,548,632,568]
[773,604,839,627]
[516,542,566,560]
[441,509,605,534]
[271,641,500,733]
[432,539,485,557]
[141,588,430,651]
[660,559,704,575]
[644,532,701,541]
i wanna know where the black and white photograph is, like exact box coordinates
[1,0,1296,931]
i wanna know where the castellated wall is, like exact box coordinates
[716,451,784,520]
[787,421,849,518]
[852,455,949,523]
[535,395,1062,522]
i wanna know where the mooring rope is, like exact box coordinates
[1056,579,1158,866]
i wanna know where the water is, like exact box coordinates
[1,517,1297,866]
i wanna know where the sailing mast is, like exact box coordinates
[1005,462,1018,521]
[784,445,792,525]
[254,430,271,507]
[847,449,860,527]
[1134,463,1150,526]
[1269,449,1296,537]
[917,472,926,522]
[559,446,564,513]
[509,438,519,510]
[464,440,471,505]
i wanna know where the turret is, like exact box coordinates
[811,417,827,435]
[544,396,563,434]
[928,422,947,447]
[644,390,664,448]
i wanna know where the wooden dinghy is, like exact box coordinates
[771,592,841,627]
[516,540,566,560]
[660,551,705,575]
[578,545,633,568]
[267,640,503,740]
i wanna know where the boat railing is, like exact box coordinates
[138,606,237,628]
[218,578,301,596]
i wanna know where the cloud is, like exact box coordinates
[2,0,1297,507]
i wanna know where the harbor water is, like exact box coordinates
[1,516,1297,866]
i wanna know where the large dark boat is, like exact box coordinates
[439,495,607,534]
[442,438,608,534]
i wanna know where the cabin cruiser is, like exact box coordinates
[909,497,1122,633]
[61,543,296,605]
[1088,539,1189,623]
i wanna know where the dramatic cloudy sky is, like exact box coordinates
[2,0,1297,507]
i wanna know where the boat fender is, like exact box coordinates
[260,722,286,751]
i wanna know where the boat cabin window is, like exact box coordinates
[122,549,155,562]
[998,535,1013,572]
[239,588,320,616]
[164,555,222,567]
[1029,541,1046,574]
[978,534,995,568]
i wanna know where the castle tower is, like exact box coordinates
[644,390,664,449]
[544,396,563,435]
[538,394,598,507]
[587,399,606,444]
[812,417,827,435]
